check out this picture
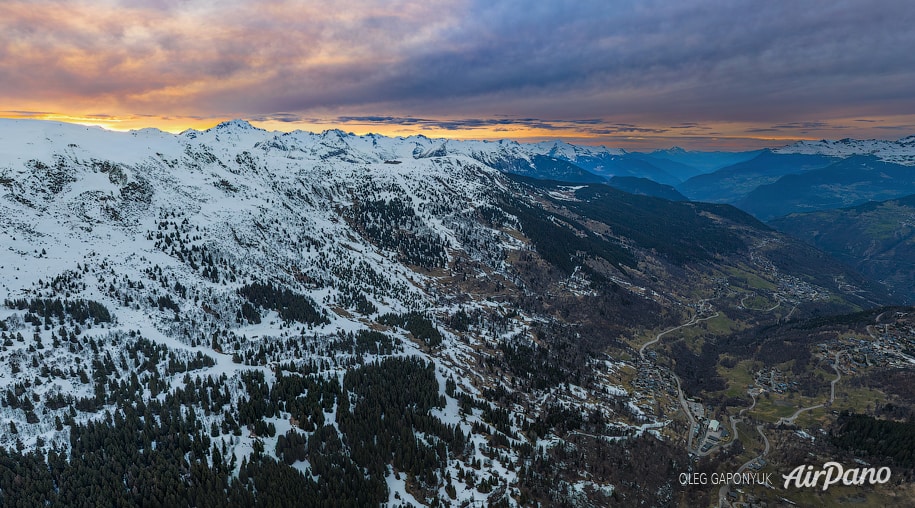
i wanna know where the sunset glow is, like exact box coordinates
[3,1,914,149]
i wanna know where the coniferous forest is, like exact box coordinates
[1,119,914,508]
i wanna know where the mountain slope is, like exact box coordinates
[775,135,915,166]
[525,141,683,185]
[607,176,688,201]
[772,194,915,303]
[646,147,763,176]
[504,175,890,308]
[623,152,707,181]
[0,119,896,507]
[677,150,839,203]
[739,155,915,220]
[468,146,606,183]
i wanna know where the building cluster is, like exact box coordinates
[753,367,798,394]
[820,314,915,373]
[630,361,681,417]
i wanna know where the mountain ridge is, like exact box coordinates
[775,135,915,165]
[772,192,915,303]
[0,118,904,507]
[738,154,915,220]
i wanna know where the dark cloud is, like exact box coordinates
[248,113,323,124]
[214,0,915,128]
[328,115,667,135]
[746,120,852,134]
[875,124,915,131]
[2,110,55,116]
[668,123,706,130]
[336,115,545,130]
[770,122,833,130]
[1,0,914,145]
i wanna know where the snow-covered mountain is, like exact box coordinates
[774,135,915,165]
[0,119,674,506]
[0,119,893,506]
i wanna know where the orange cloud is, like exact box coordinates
[0,1,465,114]
[2,1,914,149]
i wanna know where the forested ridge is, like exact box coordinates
[1,120,903,507]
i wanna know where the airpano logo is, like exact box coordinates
[782,462,891,490]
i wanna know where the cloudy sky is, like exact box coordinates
[2,0,914,149]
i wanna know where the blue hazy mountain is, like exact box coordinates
[549,151,682,186]
[647,147,763,175]
[677,150,839,203]
[738,155,915,220]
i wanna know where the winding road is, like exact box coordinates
[830,351,841,403]
[637,290,846,507]
[639,297,720,452]
[739,292,781,312]
[719,351,844,507]
[777,351,841,425]
[639,299,716,361]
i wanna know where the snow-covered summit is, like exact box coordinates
[213,119,261,132]
[537,140,627,159]
[775,136,915,166]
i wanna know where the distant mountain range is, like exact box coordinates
[473,143,770,187]
[642,147,763,177]
[440,136,915,223]
[737,155,915,220]
[677,151,839,204]
[774,135,915,166]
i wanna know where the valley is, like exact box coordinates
[0,119,913,507]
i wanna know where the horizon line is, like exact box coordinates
[2,114,912,153]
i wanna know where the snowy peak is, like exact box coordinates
[539,140,626,159]
[212,119,262,132]
[775,136,915,165]
[0,117,905,507]
[318,128,353,145]
[649,147,699,157]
